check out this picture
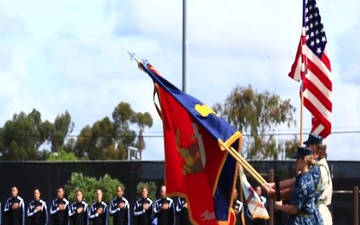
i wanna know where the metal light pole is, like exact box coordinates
[182,0,187,93]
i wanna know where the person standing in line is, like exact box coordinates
[153,186,175,225]
[68,190,89,225]
[133,186,153,225]
[109,186,130,225]
[27,188,49,225]
[3,186,25,225]
[176,197,191,225]
[233,189,243,225]
[50,186,70,225]
[89,188,108,225]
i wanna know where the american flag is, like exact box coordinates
[289,0,332,138]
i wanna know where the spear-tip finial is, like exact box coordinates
[127,51,144,71]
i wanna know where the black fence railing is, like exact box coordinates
[0,160,359,225]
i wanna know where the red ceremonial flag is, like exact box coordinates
[288,0,332,138]
[134,59,241,225]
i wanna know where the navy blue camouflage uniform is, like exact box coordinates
[286,170,323,225]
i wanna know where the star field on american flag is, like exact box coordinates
[305,0,327,58]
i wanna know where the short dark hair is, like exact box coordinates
[57,186,64,191]
[11,186,18,190]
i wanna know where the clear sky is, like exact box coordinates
[1,0,359,161]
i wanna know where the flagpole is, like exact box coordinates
[300,0,306,144]
[240,177,246,225]
[300,83,304,144]
[239,148,246,225]
[182,0,187,93]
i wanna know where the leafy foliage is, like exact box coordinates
[64,172,124,205]
[213,85,298,159]
[52,111,74,152]
[74,102,153,160]
[46,149,78,161]
[132,112,153,160]
[0,109,74,160]
[0,101,153,161]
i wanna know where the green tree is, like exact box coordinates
[75,101,153,160]
[136,181,157,201]
[46,149,78,161]
[38,120,55,146]
[63,137,76,153]
[0,110,42,160]
[75,125,92,158]
[213,85,297,159]
[0,109,75,161]
[132,112,153,160]
[64,172,124,205]
[52,111,74,152]
[38,150,51,160]
[283,136,299,159]
[112,102,138,159]
[90,117,115,160]
[75,117,121,160]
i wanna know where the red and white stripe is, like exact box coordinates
[289,34,332,138]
